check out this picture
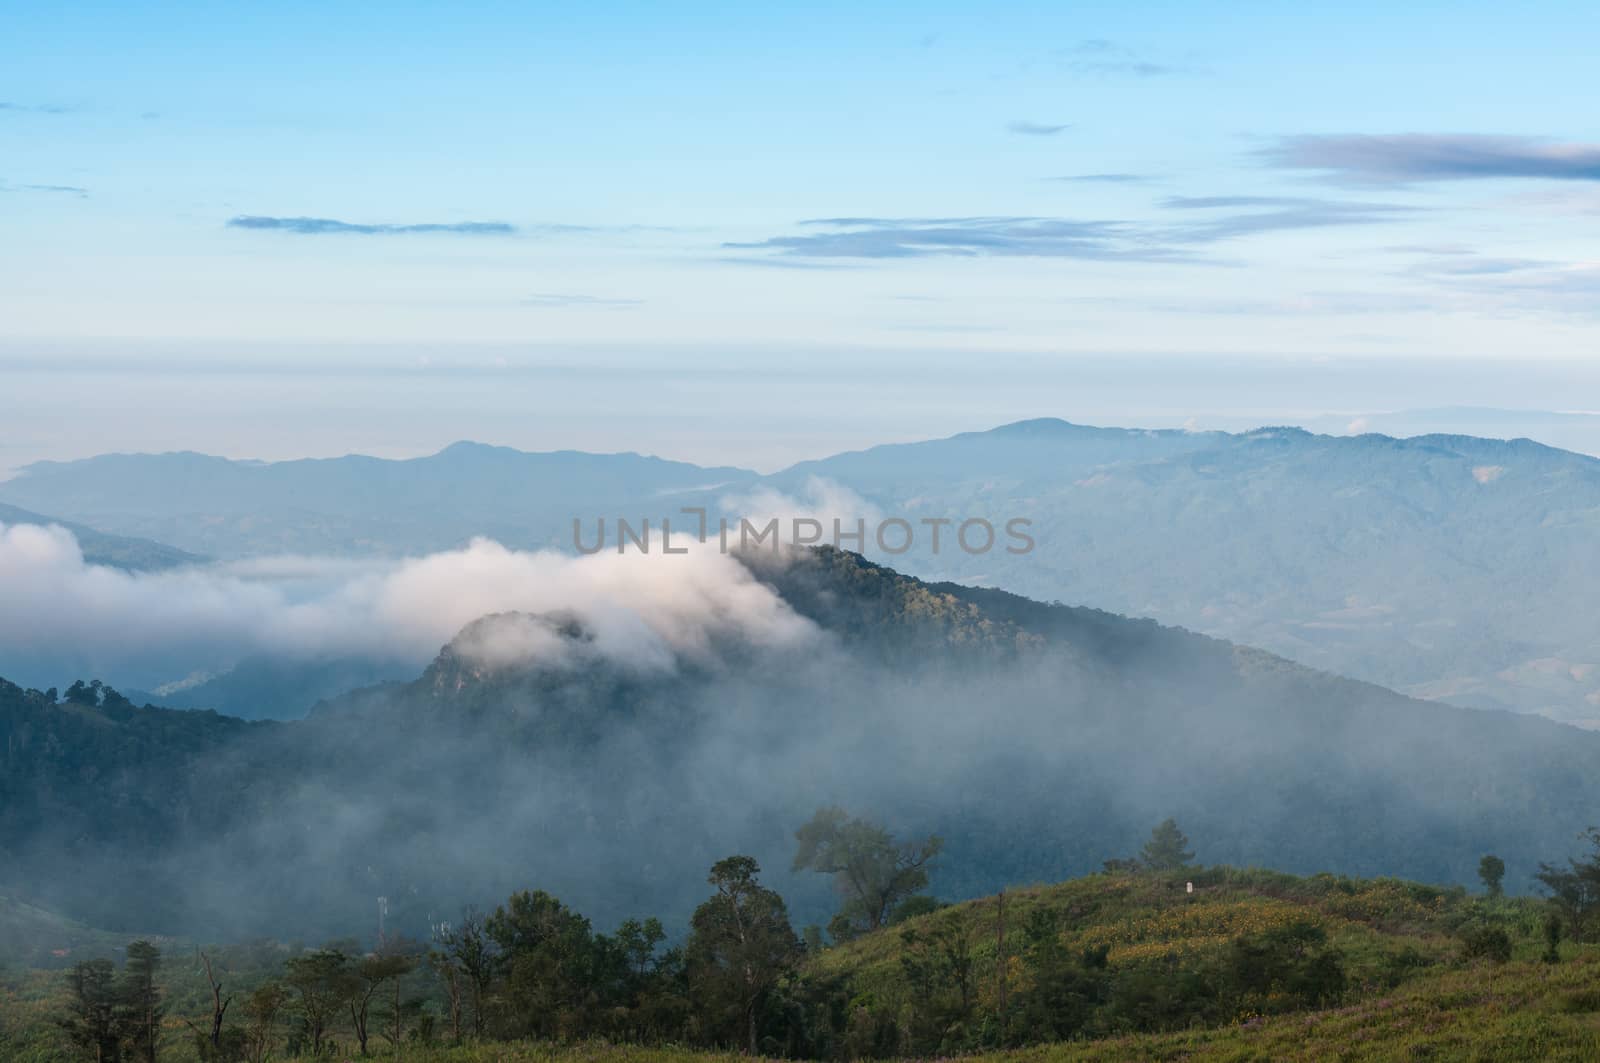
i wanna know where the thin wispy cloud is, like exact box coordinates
[724,216,1182,261]
[1007,121,1070,136]
[884,322,1007,333]
[1406,255,1553,277]
[0,101,77,115]
[708,255,857,270]
[1383,243,1475,256]
[1161,195,1418,240]
[226,216,520,235]
[1060,290,1440,316]
[1491,263,1600,297]
[1429,260,1600,316]
[1384,246,1600,316]
[1060,39,1182,78]
[1048,173,1154,184]
[1500,187,1600,216]
[1072,59,1178,77]
[524,293,643,308]
[727,197,1416,263]
[1266,134,1600,183]
[1,181,88,197]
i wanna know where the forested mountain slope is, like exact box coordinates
[4,549,1598,943]
[0,502,200,570]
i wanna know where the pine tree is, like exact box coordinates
[58,959,128,1062]
[122,941,164,1063]
[1478,854,1506,898]
[1140,819,1195,871]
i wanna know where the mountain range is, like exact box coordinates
[0,442,749,558]
[4,420,1598,725]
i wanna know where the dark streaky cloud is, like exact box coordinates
[1267,134,1600,183]
[227,216,519,236]
[1,181,88,197]
[1007,121,1071,136]
[0,101,77,114]
[727,196,1417,263]
[725,216,1184,261]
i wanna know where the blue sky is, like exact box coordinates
[3,1,1600,469]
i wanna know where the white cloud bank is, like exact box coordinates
[0,521,820,690]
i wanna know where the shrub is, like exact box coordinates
[1460,926,1512,965]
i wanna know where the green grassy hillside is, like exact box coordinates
[6,865,1594,1062]
[804,866,1597,1060]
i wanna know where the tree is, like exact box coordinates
[792,807,943,937]
[122,941,164,1063]
[1536,827,1600,941]
[1140,819,1194,871]
[59,959,128,1062]
[189,951,231,1058]
[63,679,102,707]
[426,948,464,1044]
[1011,909,1104,1046]
[485,890,600,1039]
[1543,912,1564,964]
[370,940,422,1050]
[433,909,496,1039]
[898,917,977,1052]
[616,917,667,981]
[349,952,414,1055]
[283,949,355,1056]
[240,982,289,1063]
[686,856,802,1054]
[1479,854,1506,898]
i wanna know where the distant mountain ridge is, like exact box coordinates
[760,419,1600,725]
[0,442,755,557]
[0,502,201,570]
[4,421,1599,723]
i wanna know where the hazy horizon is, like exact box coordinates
[7,349,1600,477]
